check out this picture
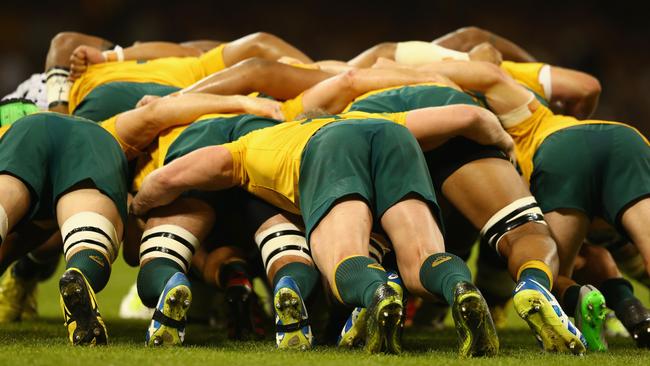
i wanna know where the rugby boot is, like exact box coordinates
[513,278,587,354]
[451,282,499,357]
[226,276,265,340]
[59,268,107,345]
[274,276,312,350]
[338,270,405,349]
[0,262,37,322]
[616,297,650,349]
[575,285,607,351]
[119,283,154,320]
[364,283,403,354]
[145,272,192,346]
[603,309,629,338]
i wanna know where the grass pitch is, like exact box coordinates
[1,258,650,365]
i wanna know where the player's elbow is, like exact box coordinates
[581,75,602,101]
[139,98,167,133]
[460,105,499,131]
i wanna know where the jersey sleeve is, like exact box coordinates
[198,44,228,76]
[500,61,548,100]
[281,93,304,121]
[221,139,248,187]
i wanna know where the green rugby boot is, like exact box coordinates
[364,283,403,354]
[451,282,499,358]
[575,285,607,351]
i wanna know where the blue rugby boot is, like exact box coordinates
[274,276,312,350]
[513,278,587,354]
[146,272,192,346]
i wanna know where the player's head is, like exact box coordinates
[0,98,39,127]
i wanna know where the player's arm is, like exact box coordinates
[108,93,282,154]
[300,68,445,114]
[180,40,223,52]
[404,105,515,159]
[181,58,333,100]
[548,66,601,119]
[433,26,537,62]
[131,145,236,216]
[69,42,205,79]
[414,60,535,114]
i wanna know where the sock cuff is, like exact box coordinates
[517,260,553,289]
[419,252,472,305]
[333,255,384,304]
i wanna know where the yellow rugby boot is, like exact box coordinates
[59,268,107,345]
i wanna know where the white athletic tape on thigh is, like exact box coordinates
[480,196,546,252]
[139,224,199,272]
[45,67,71,107]
[0,203,8,244]
[498,92,535,129]
[538,64,552,100]
[61,211,120,263]
[395,41,470,66]
[369,233,392,263]
[254,223,310,274]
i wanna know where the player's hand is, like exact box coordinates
[130,169,179,217]
[240,96,285,121]
[69,45,105,80]
[136,95,162,108]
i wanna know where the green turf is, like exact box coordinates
[2,255,650,365]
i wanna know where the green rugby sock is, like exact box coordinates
[137,258,183,307]
[273,262,319,298]
[600,278,635,315]
[334,256,386,308]
[562,284,581,315]
[420,252,472,305]
[67,249,111,292]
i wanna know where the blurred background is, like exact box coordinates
[1,0,648,133]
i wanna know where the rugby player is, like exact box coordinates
[0,110,129,345]
[414,59,650,350]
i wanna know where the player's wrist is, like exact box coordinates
[101,46,125,63]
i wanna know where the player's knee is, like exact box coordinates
[254,223,311,275]
[139,224,200,274]
[480,196,548,254]
[61,211,120,265]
